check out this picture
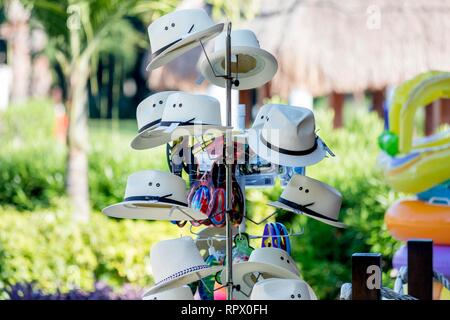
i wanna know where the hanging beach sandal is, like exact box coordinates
[276,222,291,255]
[208,187,226,227]
[261,222,291,254]
[211,162,244,226]
[188,171,215,226]
[262,222,280,248]
[229,181,244,226]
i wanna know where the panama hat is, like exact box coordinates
[131,91,177,150]
[248,105,333,167]
[143,285,194,300]
[137,92,230,149]
[250,278,318,300]
[146,9,224,71]
[268,174,346,228]
[102,170,207,221]
[143,237,223,296]
[198,29,277,90]
[220,247,301,300]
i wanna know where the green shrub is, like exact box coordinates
[0,206,179,298]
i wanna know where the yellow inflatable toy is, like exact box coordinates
[378,71,450,193]
[382,143,450,194]
[385,199,450,245]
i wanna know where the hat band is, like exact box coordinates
[260,134,318,156]
[278,197,338,222]
[154,264,211,286]
[124,195,187,207]
[138,118,162,133]
[160,118,215,127]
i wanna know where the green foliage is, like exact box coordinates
[0,100,65,210]
[0,101,167,211]
[0,206,179,297]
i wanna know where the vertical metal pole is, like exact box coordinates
[224,22,234,300]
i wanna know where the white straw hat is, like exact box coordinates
[220,247,301,300]
[250,278,318,300]
[268,174,346,228]
[248,105,333,167]
[143,237,223,296]
[131,91,177,150]
[143,285,194,300]
[147,9,224,71]
[136,92,230,149]
[102,170,207,221]
[198,29,277,90]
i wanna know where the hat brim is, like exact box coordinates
[219,261,301,300]
[268,200,347,228]
[147,23,224,71]
[102,201,208,221]
[130,126,170,150]
[131,124,231,150]
[198,46,278,90]
[143,265,224,296]
[250,278,318,300]
[248,132,327,167]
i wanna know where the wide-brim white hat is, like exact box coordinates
[102,170,207,221]
[143,237,223,296]
[132,92,231,150]
[248,105,332,167]
[198,29,277,90]
[146,9,224,71]
[268,174,346,228]
[251,134,328,167]
[102,199,207,221]
[250,278,318,300]
[143,285,194,300]
[130,91,177,150]
[220,247,301,299]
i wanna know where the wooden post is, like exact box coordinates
[440,99,450,125]
[330,92,344,128]
[239,90,254,128]
[352,253,382,300]
[371,89,385,119]
[407,239,433,300]
[425,102,440,136]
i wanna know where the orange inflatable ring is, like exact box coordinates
[385,199,450,245]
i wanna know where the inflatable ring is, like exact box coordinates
[393,245,450,278]
[385,199,450,245]
[387,71,450,154]
[381,144,450,193]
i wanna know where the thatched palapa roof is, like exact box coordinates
[149,0,450,97]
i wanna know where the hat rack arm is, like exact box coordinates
[192,227,304,241]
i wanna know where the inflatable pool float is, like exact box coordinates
[381,144,450,194]
[378,71,450,193]
[380,71,450,155]
[385,199,450,245]
[417,180,450,203]
[393,244,450,277]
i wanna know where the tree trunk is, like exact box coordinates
[66,60,90,222]
[7,0,31,103]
